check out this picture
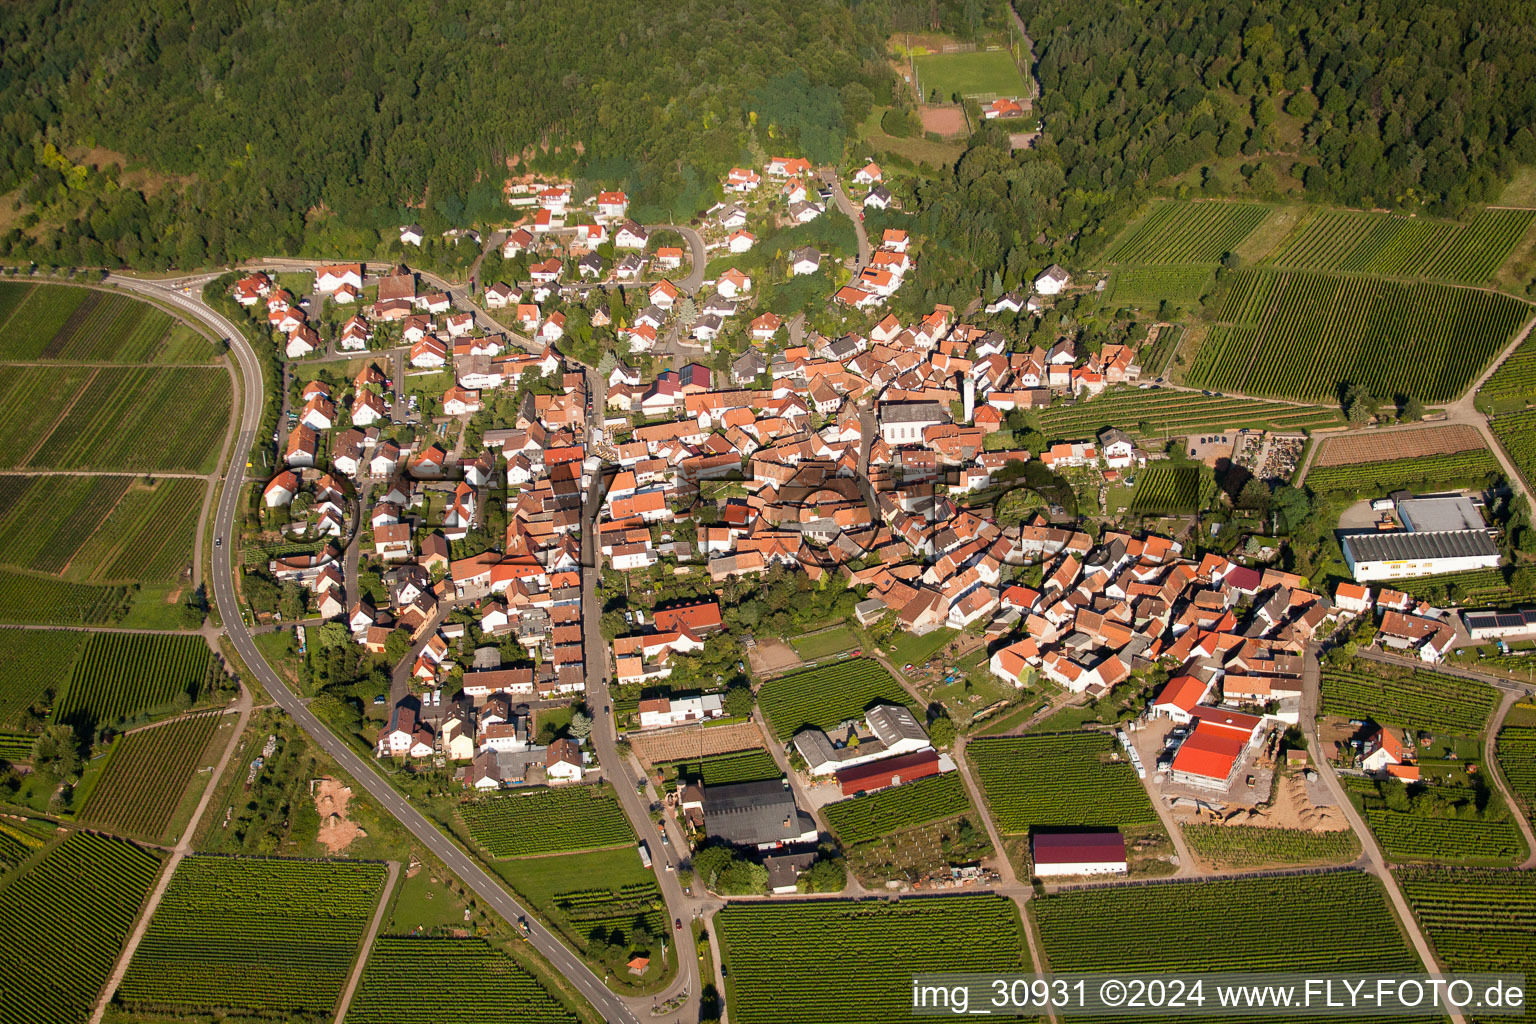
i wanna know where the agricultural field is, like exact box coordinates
[0,732,34,763]
[0,831,161,1024]
[1304,449,1503,496]
[347,936,580,1024]
[968,733,1158,833]
[1490,408,1536,488]
[1345,778,1525,865]
[0,629,83,730]
[1320,664,1497,734]
[1186,270,1531,403]
[1262,207,1536,284]
[0,283,217,362]
[1311,423,1486,467]
[911,49,1028,101]
[0,570,131,626]
[0,474,202,583]
[655,748,781,789]
[79,712,221,840]
[789,624,859,660]
[716,894,1029,1024]
[1034,872,1424,994]
[0,364,98,466]
[1390,567,1520,610]
[1104,266,1212,309]
[14,365,231,473]
[822,772,974,846]
[1137,324,1184,378]
[1397,867,1536,982]
[1181,824,1360,868]
[1479,332,1536,411]
[1498,725,1536,820]
[493,847,667,961]
[56,632,216,731]
[1103,201,1272,265]
[757,658,917,740]
[0,820,44,872]
[1028,388,1342,439]
[117,855,388,1018]
[1126,465,1202,515]
[461,785,635,858]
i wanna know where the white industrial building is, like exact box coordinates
[1342,529,1501,582]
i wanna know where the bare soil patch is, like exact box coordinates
[630,722,766,769]
[314,776,366,855]
[1313,424,1486,467]
[920,105,968,138]
[747,637,800,677]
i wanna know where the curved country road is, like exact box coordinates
[106,274,649,1024]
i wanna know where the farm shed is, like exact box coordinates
[1032,831,1127,877]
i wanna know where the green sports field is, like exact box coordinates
[913,50,1027,100]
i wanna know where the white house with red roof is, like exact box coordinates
[1151,675,1213,724]
[316,263,363,292]
[984,97,1025,119]
[726,230,756,254]
[596,190,629,219]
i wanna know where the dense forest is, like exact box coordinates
[1,0,1533,287]
[0,0,893,267]
[896,0,1536,307]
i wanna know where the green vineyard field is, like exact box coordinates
[0,629,83,730]
[0,475,201,582]
[1499,726,1536,820]
[118,855,387,1017]
[17,366,231,474]
[0,831,160,1024]
[1398,867,1536,982]
[1390,567,1519,609]
[79,712,220,839]
[1491,408,1536,488]
[757,658,917,740]
[348,936,579,1024]
[1034,871,1424,1022]
[1029,388,1341,439]
[1346,779,1525,865]
[1181,824,1359,867]
[1187,270,1530,403]
[969,733,1158,832]
[462,785,635,858]
[1304,449,1502,496]
[0,570,130,626]
[1127,465,1202,514]
[1320,665,1497,734]
[1263,207,1536,284]
[1104,202,1271,265]
[0,820,44,872]
[822,772,974,845]
[1105,266,1212,309]
[658,748,781,787]
[716,895,1029,1024]
[0,282,217,362]
[56,632,216,730]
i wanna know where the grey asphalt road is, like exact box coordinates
[647,224,706,295]
[106,274,644,1024]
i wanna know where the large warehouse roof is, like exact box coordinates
[1343,529,1499,564]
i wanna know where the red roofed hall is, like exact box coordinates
[835,749,942,797]
[1031,830,1127,877]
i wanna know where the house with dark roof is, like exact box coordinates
[702,779,818,849]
